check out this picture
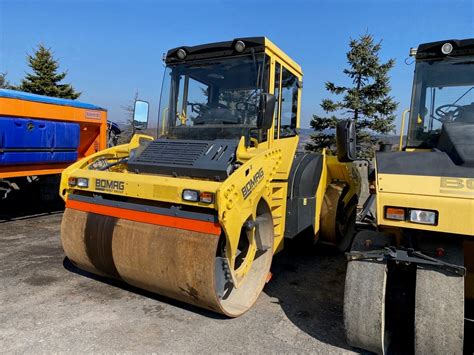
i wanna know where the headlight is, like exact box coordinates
[234,40,246,53]
[385,206,438,225]
[182,189,199,202]
[441,42,453,55]
[177,48,187,60]
[77,178,89,188]
[409,209,437,225]
[182,189,214,203]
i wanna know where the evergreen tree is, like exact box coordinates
[306,34,398,157]
[18,44,80,99]
[0,72,13,89]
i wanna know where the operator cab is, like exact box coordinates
[157,37,302,147]
[128,38,303,180]
[406,39,474,166]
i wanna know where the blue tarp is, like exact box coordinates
[0,89,106,111]
[0,117,80,165]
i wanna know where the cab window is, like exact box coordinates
[273,62,281,138]
[279,68,298,137]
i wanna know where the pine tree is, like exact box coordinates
[0,72,13,89]
[18,44,80,99]
[306,34,398,157]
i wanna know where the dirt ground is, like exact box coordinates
[0,197,359,353]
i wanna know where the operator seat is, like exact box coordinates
[437,120,474,167]
[458,103,474,123]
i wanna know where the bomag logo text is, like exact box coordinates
[95,179,125,193]
[241,168,264,200]
[440,177,474,196]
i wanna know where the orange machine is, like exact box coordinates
[0,89,107,196]
[0,90,107,179]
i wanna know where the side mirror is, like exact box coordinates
[133,100,149,130]
[336,120,357,162]
[257,93,276,130]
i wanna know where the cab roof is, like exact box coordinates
[416,38,474,60]
[165,37,302,75]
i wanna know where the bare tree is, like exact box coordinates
[116,91,139,144]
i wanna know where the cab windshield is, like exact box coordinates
[158,55,269,141]
[407,58,474,148]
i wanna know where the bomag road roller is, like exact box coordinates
[59,37,361,317]
[344,38,474,354]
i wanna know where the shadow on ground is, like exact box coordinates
[265,236,354,351]
[0,185,64,222]
[62,257,227,320]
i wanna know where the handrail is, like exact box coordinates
[399,109,410,151]
[161,108,168,136]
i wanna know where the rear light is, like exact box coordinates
[384,206,438,226]
[182,189,199,202]
[68,177,77,187]
[409,209,437,225]
[200,191,214,204]
[77,178,89,188]
[182,189,214,203]
[385,207,405,221]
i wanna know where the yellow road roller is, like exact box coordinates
[59,37,361,317]
[344,38,474,354]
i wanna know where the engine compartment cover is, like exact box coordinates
[127,138,238,180]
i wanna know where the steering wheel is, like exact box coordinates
[188,102,206,114]
[188,102,229,113]
[435,104,464,122]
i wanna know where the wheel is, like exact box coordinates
[320,183,357,251]
[344,230,392,353]
[61,200,274,317]
[343,232,465,354]
[414,239,464,354]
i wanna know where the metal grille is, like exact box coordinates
[133,141,209,166]
[127,139,238,180]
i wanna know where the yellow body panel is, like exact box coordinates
[272,136,300,180]
[61,135,221,209]
[377,173,474,236]
[217,146,282,275]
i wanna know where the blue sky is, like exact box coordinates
[1,0,473,131]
